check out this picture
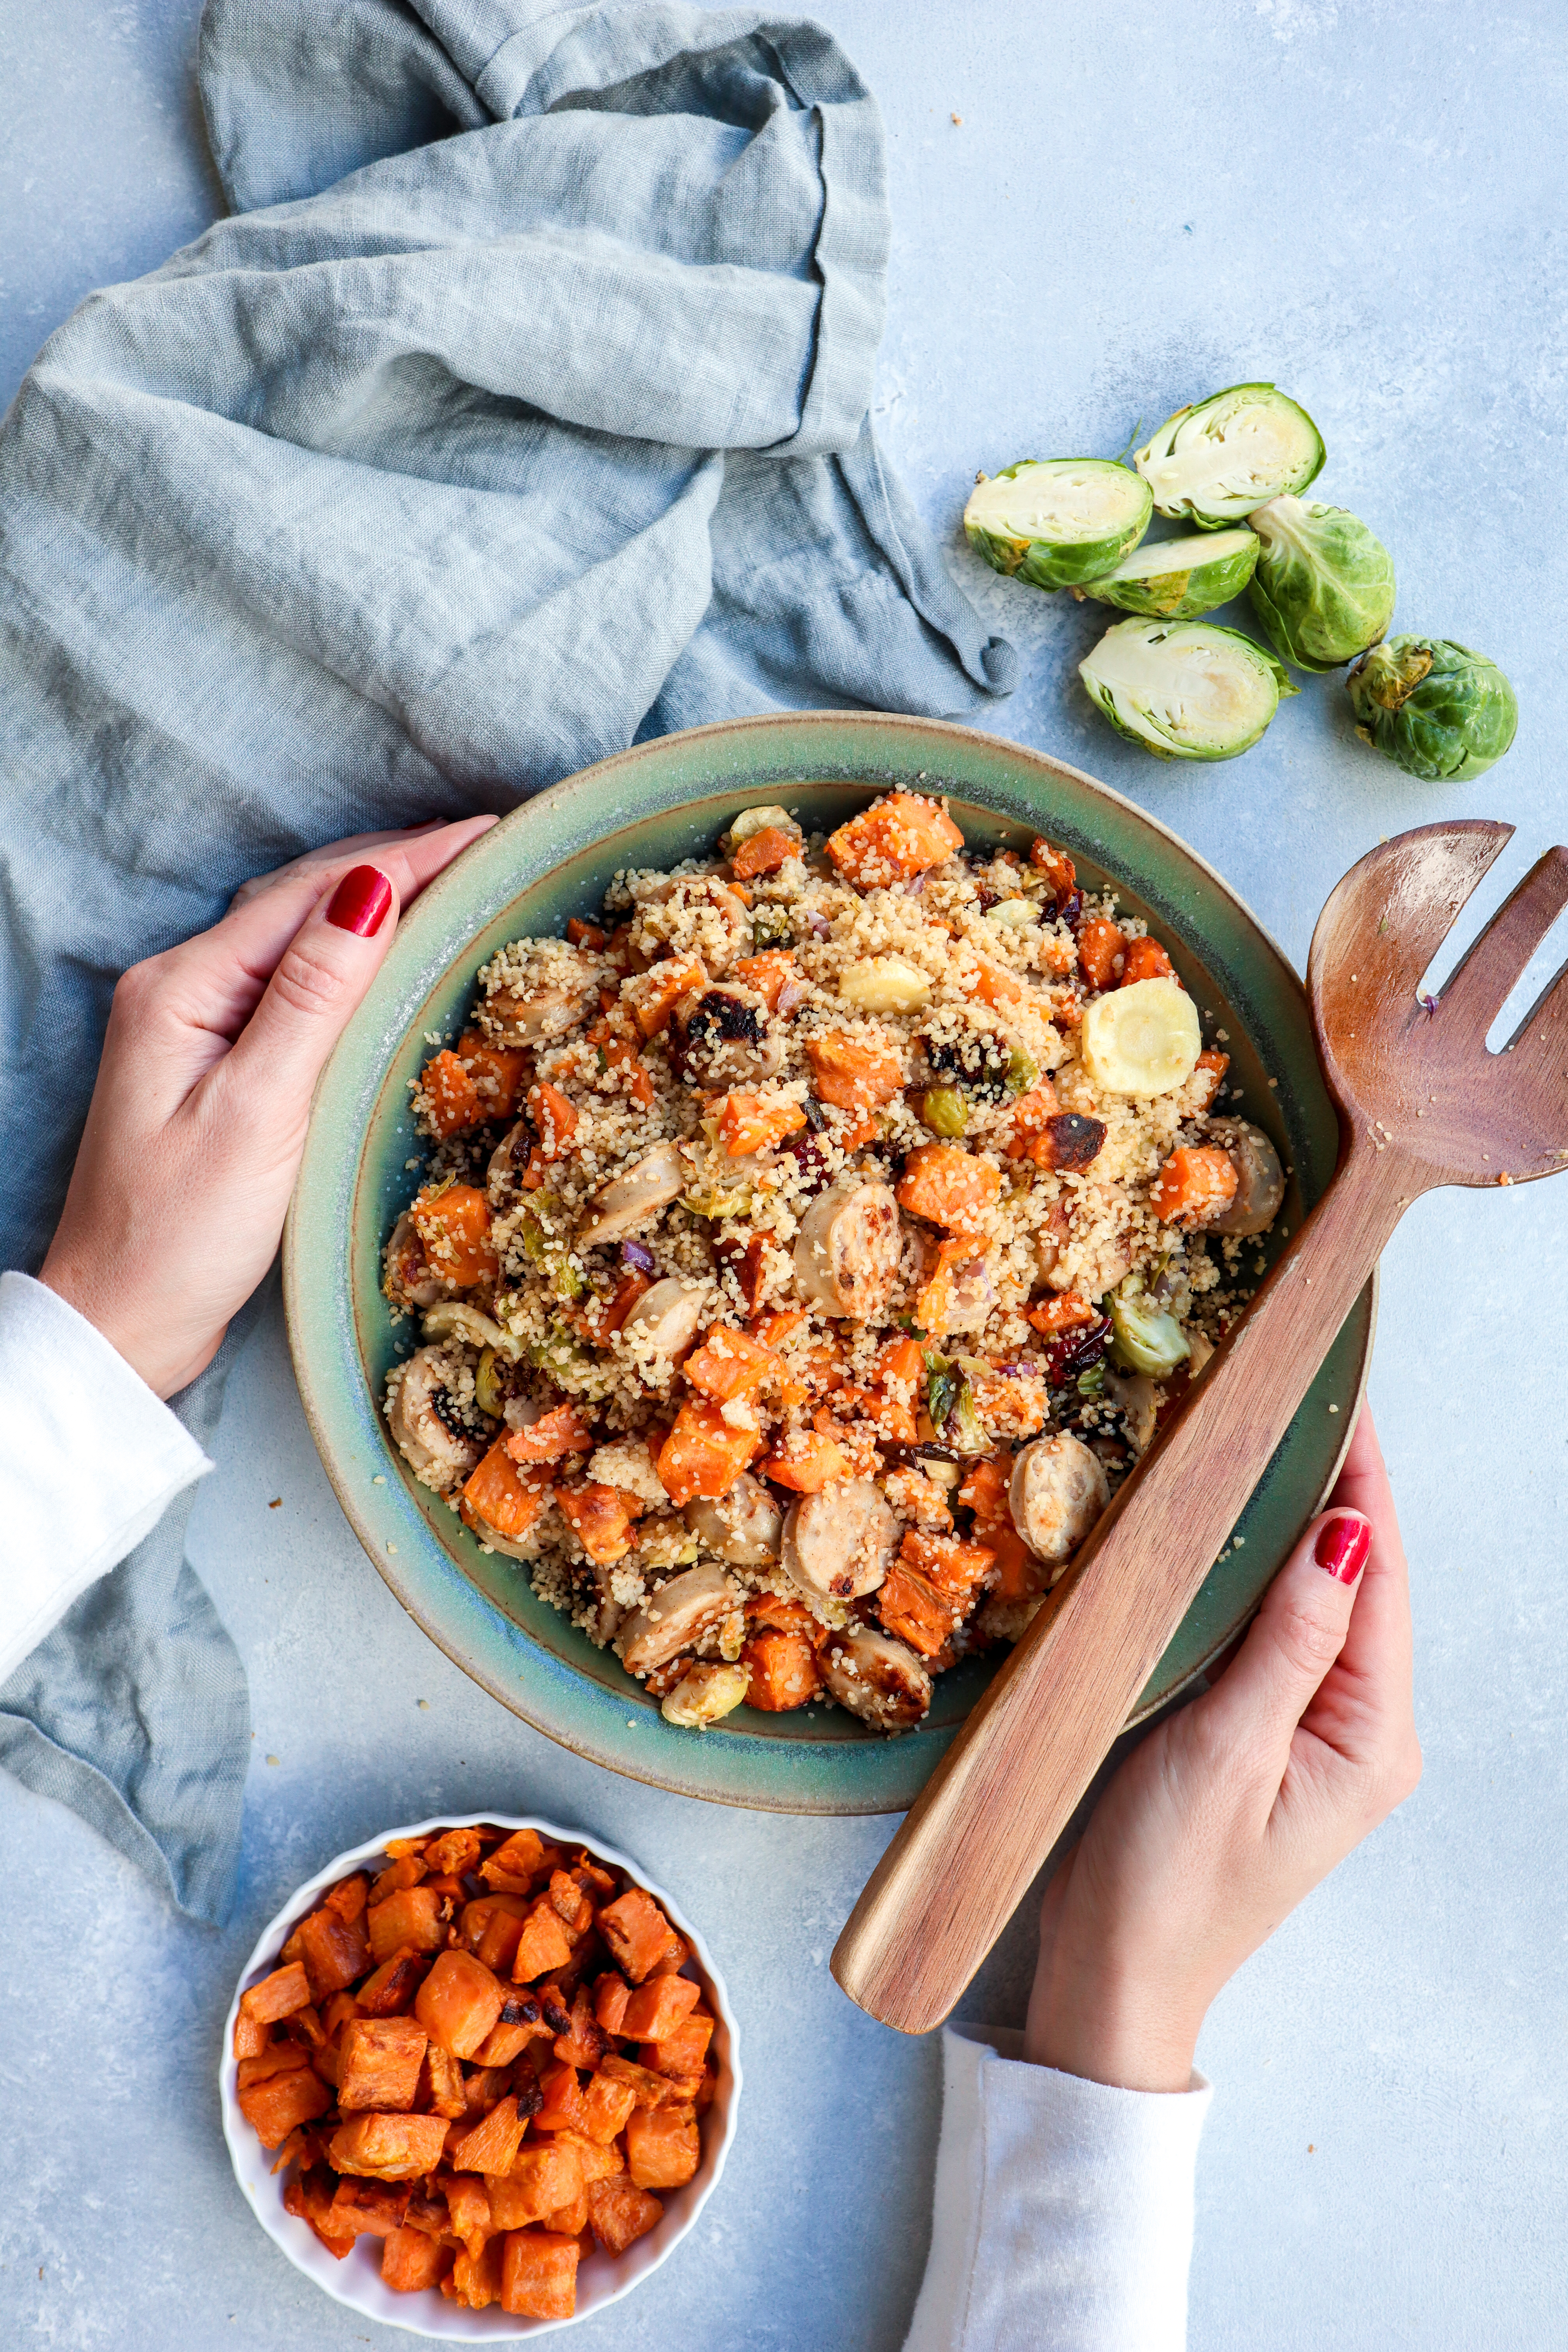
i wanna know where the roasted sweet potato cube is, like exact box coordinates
[445,2238,505,2309]
[323,1872,370,1924]
[238,2063,331,2149]
[312,2039,341,2089]
[600,2051,682,2109]
[578,2072,638,2145]
[443,2174,494,2255]
[448,2094,526,2176]
[626,2104,701,2191]
[283,2163,356,2259]
[546,1869,594,1938]
[513,1897,575,1984]
[416,1949,507,2060]
[237,2040,312,2092]
[329,2111,450,2181]
[338,2016,428,2112]
[382,2223,452,2294]
[646,1929,693,1980]
[586,2174,663,2256]
[457,2063,508,2116]
[533,2062,591,2136]
[239,1961,311,2027]
[357,1951,431,2016]
[371,1853,427,1905]
[481,1829,555,1891]
[232,2009,269,2061]
[367,1886,445,1965]
[423,1826,483,1878]
[555,2129,624,2185]
[644,2010,715,2078]
[321,1991,365,2041]
[327,2177,411,2240]
[383,1835,429,1861]
[486,2138,583,2229]
[474,2019,537,2068]
[465,1895,530,1975]
[501,2230,580,2321]
[597,1887,679,1984]
[416,2042,467,2119]
[539,2188,590,2237]
[295,1905,370,2000]
[593,1973,632,2036]
[553,1986,606,2070]
[621,1973,701,2042]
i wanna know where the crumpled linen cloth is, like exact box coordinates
[0,0,1013,1921]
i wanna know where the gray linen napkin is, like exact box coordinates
[0,0,1013,1922]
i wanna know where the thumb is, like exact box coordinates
[220,862,401,1113]
[1196,1508,1372,1764]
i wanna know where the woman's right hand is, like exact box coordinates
[1024,1407,1421,2091]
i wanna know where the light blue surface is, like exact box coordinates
[2,5,1565,2348]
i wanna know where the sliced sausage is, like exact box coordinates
[1009,1432,1109,1565]
[793,1175,900,1320]
[620,1276,704,1361]
[485,955,597,1044]
[578,1142,686,1246]
[383,1210,455,1310]
[386,1346,484,1492]
[1103,1369,1157,1455]
[819,1628,932,1730]
[683,1470,782,1566]
[1205,1119,1287,1237]
[781,1479,899,1604]
[619,1561,740,1675]
[668,985,784,1090]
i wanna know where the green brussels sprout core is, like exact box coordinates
[1135,384,1325,529]
[1347,637,1518,781]
[1072,527,1259,619]
[1245,496,1395,672]
[1079,618,1297,762]
[965,459,1152,591]
[1109,1286,1191,1379]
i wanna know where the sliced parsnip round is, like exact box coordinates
[1080,977,1200,1096]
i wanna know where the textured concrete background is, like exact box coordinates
[2,3,1565,2346]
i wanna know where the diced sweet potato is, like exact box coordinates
[443,2174,495,2256]
[896,1143,1001,1232]
[826,792,964,887]
[655,1400,760,1507]
[323,1873,370,1924]
[513,1896,575,1984]
[732,949,796,1009]
[1191,1047,1229,1112]
[805,1029,904,1110]
[237,2040,312,2092]
[620,1973,702,2043]
[716,1092,806,1157]
[579,2071,639,2145]
[327,2177,410,2241]
[597,1886,680,1985]
[539,2188,591,2237]
[586,2174,664,2257]
[759,1426,847,1492]
[626,2104,701,2191]
[382,2223,452,2294]
[330,2111,450,2181]
[475,1997,548,2066]
[383,1835,430,1861]
[445,2238,506,2309]
[533,2062,591,2135]
[553,1984,606,2068]
[239,1961,311,2027]
[527,1080,579,1162]
[1121,934,1174,985]
[293,1906,371,2000]
[506,1400,594,1466]
[482,1829,555,1889]
[357,1951,432,2016]
[731,823,800,880]
[626,953,707,1038]
[643,2010,715,2079]
[448,2093,527,2177]
[417,2042,467,2118]
[599,2051,683,2108]
[463,1895,530,1975]
[1076,916,1126,991]
[370,1853,426,1905]
[487,2139,584,2228]
[558,1480,640,1566]
[367,1886,445,1965]
[878,1562,958,1658]
[594,1973,632,2035]
[337,2016,428,2113]
[1150,1145,1238,1225]
[237,2063,331,2150]
[555,2129,624,2185]
[411,1183,498,1288]
[742,1624,820,1711]
[283,2163,356,2258]
[419,1047,482,1140]
[899,1526,995,1599]
[501,2229,581,2321]
[232,2009,269,2061]
[416,1949,507,2060]
[463,1442,550,1543]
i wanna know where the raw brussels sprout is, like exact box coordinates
[965,459,1152,590]
[1135,385,1325,529]
[1109,1283,1191,1379]
[1079,618,1296,761]
[1347,637,1518,781]
[1246,496,1395,672]
[1072,527,1259,619]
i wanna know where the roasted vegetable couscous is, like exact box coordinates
[381,794,1284,1735]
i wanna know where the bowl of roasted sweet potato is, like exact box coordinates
[220,1814,740,2336]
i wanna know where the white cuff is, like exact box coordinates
[0,1271,213,1683]
[904,2026,1212,2352]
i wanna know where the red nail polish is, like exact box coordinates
[326,865,392,937]
[1315,1515,1370,1583]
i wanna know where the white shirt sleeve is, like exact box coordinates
[904,2025,1212,2352]
[0,1270,213,1683]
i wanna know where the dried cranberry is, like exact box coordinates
[782,1130,833,1192]
[1044,1314,1111,1388]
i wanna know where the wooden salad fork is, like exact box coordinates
[833,820,1568,2035]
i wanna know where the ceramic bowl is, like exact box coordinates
[220,1812,740,2339]
[285,711,1373,1813]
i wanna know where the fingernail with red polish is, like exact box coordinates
[1315,1515,1371,1583]
[327,865,393,937]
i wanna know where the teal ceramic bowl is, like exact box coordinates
[285,713,1372,1814]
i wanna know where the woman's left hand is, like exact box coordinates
[39,818,495,1397]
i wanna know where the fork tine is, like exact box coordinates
[1501,953,1568,1081]
[1438,847,1568,1044]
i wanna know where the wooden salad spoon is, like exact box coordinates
[833,820,1568,2035]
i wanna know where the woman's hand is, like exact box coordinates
[39,818,496,1398]
[1024,1408,1420,2092]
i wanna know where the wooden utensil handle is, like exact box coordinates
[831,1135,1403,2035]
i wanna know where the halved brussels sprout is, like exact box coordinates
[1246,497,1395,672]
[1080,976,1201,1097]
[965,459,1152,590]
[1109,1283,1191,1379]
[1135,385,1325,529]
[1347,637,1518,781]
[1072,527,1259,619]
[1079,618,1296,761]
